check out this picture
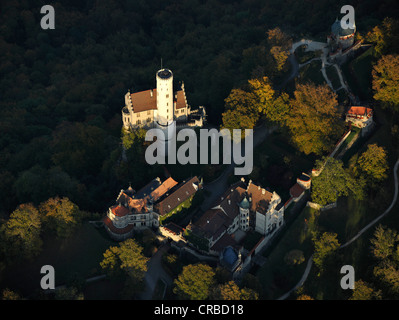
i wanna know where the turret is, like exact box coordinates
[239,196,250,231]
[155,68,175,158]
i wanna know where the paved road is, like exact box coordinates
[139,242,173,300]
[277,158,399,300]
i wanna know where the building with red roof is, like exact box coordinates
[345,106,374,130]
[187,178,284,254]
[122,69,206,130]
[103,176,201,241]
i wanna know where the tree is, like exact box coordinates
[0,203,42,262]
[366,18,399,57]
[350,280,381,300]
[51,122,107,178]
[121,127,147,151]
[55,286,84,300]
[369,225,399,297]
[373,260,399,296]
[370,225,399,261]
[312,232,340,273]
[311,157,365,206]
[173,263,216,300]
[100,239,149,289]
[266,27,292,74]
[356,144,389,186]
[284,249,305,266]
[39,197,81,238]
[372,54,399,111]
[221,109,258,139]
[297,294,314,300]
[214,280,258,300]
[285,83,343,155]
[248,76,290,124]
[1,288,22,300]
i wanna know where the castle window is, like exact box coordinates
[137,120,141,125]
[166,94,169,98]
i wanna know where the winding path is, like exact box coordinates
[283,39,352,100]
[277,158,399,300]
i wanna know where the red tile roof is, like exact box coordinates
[194,209,231,240]
[102,216,134,235]
[130,89,187,113]
[210,233,237,253]
[347,106,373,117]
[110,204,130,217]
[290,183,305,199]
[175,90,187,109]
[150,177,178,201]
[219,186,246,220]
[247,183,273,214]
[155,177,200,216]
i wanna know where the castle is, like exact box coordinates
[327,18,362,64]
[102,176,202,241]
[187,178,285,254]
[121,68,206,131]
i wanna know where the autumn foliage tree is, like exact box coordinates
[311,157,365,206]
[39,197,81,239]
[372,54,399,112]
[366,18,399,57]
[370,225,399,297]
[0,203,42,262]
[286,83,344,155]
[350,280,381,300]
[312,232,340,274]
[173,263,216,300]
[221,88,259,137]
[100,239,148,283]
[214,280,258,300]
[248,76,290,124]
[266,27,292,73]
[355,144,389,187]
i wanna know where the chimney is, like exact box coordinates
[150,89,153,97]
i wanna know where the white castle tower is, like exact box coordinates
[155,68,176,157]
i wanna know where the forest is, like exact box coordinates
[1,0,398,216]
[2,0,399,301]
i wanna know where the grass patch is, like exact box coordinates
[295,45,322,64]
[350,47,376,100]
[256,205,319,299]
[335,126,360,156]
[326,65,341,90]
[1,222,117,297]
[342,46,376,100]
[298,59,326,86]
